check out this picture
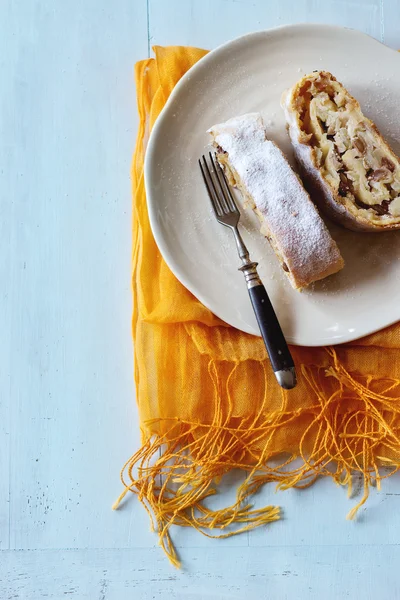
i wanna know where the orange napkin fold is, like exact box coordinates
[115,46,400,567]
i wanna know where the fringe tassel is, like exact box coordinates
[115,349,400,566]
[113,426,281,567]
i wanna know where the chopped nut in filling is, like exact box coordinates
[294,72,400,218]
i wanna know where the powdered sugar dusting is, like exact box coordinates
[209,113,343,287]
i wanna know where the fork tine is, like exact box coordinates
[199,158,216,214]
[199,155,223,216]
[213,155,239,214]
[209,152,230,214]
[204,155,227,214]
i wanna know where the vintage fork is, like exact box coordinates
[199,153,296,390]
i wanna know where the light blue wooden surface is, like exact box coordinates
[2,1,400,598]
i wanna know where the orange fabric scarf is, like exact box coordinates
[114,46,400,567]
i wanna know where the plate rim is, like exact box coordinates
[144,24,400,347]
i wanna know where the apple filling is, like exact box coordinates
[295,73,400,218]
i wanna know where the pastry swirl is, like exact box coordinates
[282,71,400,231]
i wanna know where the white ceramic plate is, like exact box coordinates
[145,24,400,346]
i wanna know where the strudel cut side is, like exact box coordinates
[282,71,400,232]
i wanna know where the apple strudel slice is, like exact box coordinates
[208,113,344,290]
[282,71,400,232]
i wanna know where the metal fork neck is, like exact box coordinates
[232,226,248,260]
[232,227,262,289]
[239,259,261,289]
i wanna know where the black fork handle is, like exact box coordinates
[240,262,297,390]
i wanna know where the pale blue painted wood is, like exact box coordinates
[0,0,154,552]
[2,0,400,597]
[149,0,383,49]
[2,546,400,599]
[382,0,400,48]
